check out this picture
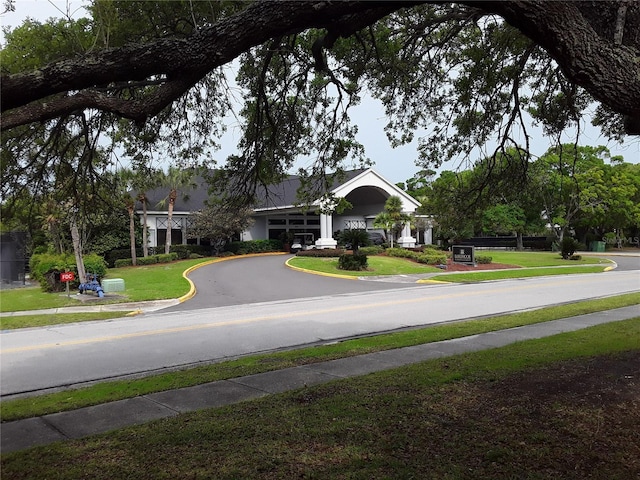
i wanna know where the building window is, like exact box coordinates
[345,220,366,229]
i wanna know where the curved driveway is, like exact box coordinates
[165,252,639,312]
[164,254,422,311]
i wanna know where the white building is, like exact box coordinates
[138,168,433,250]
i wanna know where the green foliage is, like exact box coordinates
[296,248,345,257]
[156,253,178,263]
[560,237,581,259]
[114,258,133,268]
[83,254,108,278]
[29,252,106,292]
[137,256,160,266]
[416,252,448,265]
[358,246,385,256]
[476,255,493,264]
[385,248,417,259]
[338,228,371,252]
[29,253,75,286]
[170,244,208,260]
[338,253,368,271]
[226,240,282,254]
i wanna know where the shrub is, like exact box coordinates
[156,253,177,263]
[226,239,282,254]
[359,245,384,256]
[170,244,209,259]
[83,253,108,278]
[29,252,107,292]
[416,252,447,265]
[476,255,493,264]
[137,256,159,266]
[297,248,345,257]
[114,258,133,268]
[560,237,581,259]
[570,254,582,261]
[338,253,368,271]
[338,229,371,252]
[385,247,418,260]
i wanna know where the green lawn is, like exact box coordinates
[430,265,608,283]
[0,257,212,313]
[289,255,441,276]
[2,318,638,478]
[482,250,609,267]
[289,249,610,278]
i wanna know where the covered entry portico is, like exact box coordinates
[245,169,420,248]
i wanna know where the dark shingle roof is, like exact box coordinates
[137,169,367,212]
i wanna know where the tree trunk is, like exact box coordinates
[516,232,524,251]
[165,189,176,255]
[69,214,86,284]
[142,196,149,257]
[128,205,137,266]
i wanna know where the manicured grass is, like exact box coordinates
[289,249,610,279]
[0,312,131,330]
[0,287,83,313]
[0,258,212,313]
[2,292,638,422]
[289,255,441,276]
[429,265,608,283]
[481,250,608,267]
[106,257,213,301]
[2,319,638,479]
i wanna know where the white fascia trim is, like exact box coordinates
[332,168,421,209]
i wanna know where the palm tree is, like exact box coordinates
[374,195,411,248]
[157,166,197,254]
[117,169,139,266]
[132,166,160,258]
[338,228,370,252]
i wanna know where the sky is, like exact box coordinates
[2,0,639,184]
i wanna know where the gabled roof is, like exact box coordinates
[138,169,368,213]
[136,168,422,214]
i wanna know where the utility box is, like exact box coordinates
[589,241,606,252]
[102,278,125,293]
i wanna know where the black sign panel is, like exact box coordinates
[452,245,475,265]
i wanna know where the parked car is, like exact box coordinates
[368,232,386,245]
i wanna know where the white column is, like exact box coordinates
[398,217,416,248]
[315,212,337,249]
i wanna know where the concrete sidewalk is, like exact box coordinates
[2,305,638,454]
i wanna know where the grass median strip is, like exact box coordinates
[427,265,608,283]
[0,312,132,330]
[2,319,638,479]
[1,292,638,422]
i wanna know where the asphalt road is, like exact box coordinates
[163,254,423,311]
[1,253,638,398]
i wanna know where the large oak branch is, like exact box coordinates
[472,1,640,133]
[1,1,413,112]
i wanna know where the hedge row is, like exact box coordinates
[114,253,179,268]
[105,244,209,266]
[296,248,346,257]
[385,247,448,265]
[225,239,282,255]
